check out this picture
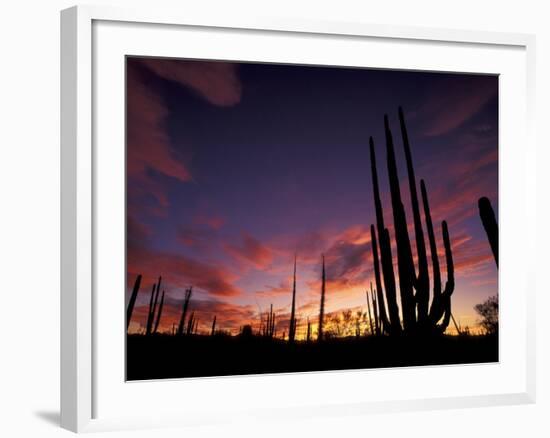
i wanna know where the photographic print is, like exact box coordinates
[125,57,499,381]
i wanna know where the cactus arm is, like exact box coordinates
[366,289,374,335]
[211,315,217,336]
[177,290,187,336]
[421,180,444,325]
[381,229,402,332]
[369,139,401,334]
[441,220,455,300]
[126,274,142,331]
[153,290,165,334]
[370,137,386,233]
[478,197,498,266]
[178,287,193,336]
[145,282,157,335]
[147,277,161,335]
[371,283,380,335]
[436,221,455,332]
[271,306,276,338]
[384,115,416,331]
[399,107,430,322]
[187,311,195,335]
[370,225,390,331]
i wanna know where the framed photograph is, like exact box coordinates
[61,5,536,432]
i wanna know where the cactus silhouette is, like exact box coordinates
[384,114,416,331]
[145,283,155,335]
[289,255,298,343]
[269,304,275,338]
[126,274,142,331]
[478,197,498,267]
[369,108,455,335]
[306,317,311,342]
[145,277,162,336]
[370,283,380,335]
[370,140,401,334]
[318,255,326,341]
[211,315,217,336]
[399,108,430,326]
[421,181,455,331]
[366,289,375,335]
[262,304,276,338]
[153,290,165,334]
[177,287,193,336]
[186,311,195,335]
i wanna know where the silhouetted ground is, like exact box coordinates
[126,333,498,380]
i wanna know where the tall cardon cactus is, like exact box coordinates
[369,108,455,335]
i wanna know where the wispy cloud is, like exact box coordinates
[128,244,242,297]
[137,58,242,107]
[127,58,242,218]
[224,233,274,269]
[415,75,497,137]
[127,64,193,184]
[255,278,293,298]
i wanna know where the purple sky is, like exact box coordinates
[126,57,498,336]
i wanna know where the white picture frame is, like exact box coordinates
[60,4,536,433]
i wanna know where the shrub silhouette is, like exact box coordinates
[474,295,498,335]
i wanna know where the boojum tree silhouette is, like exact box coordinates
[369,108,455,336]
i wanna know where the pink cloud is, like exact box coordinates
[127,57,242,217]
[193,213,225,230]
[137,58,242,107]
[255,278,293,298]
[128,244,241,297]
[224,233,274,269]
[177,225,216,250]
[127,65,193,183]
[452,237,496,278]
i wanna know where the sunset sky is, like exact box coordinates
[126,57,498,337]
